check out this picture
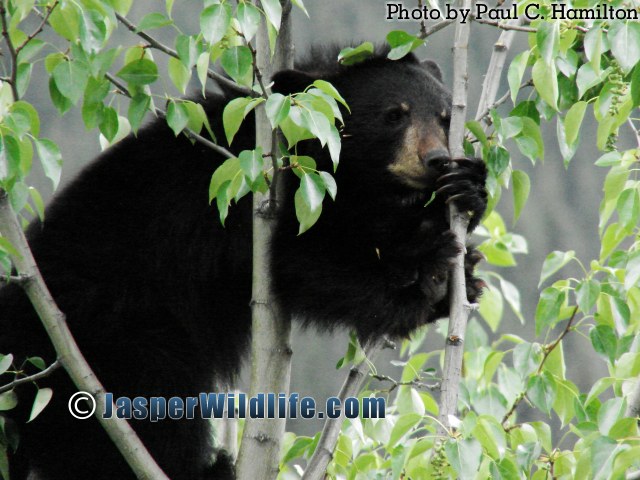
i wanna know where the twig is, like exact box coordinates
[15,1,59,55]
[0,360,61,394]
[0,273,30,285]
[0,0,18,99]
[302,339,384,480]
[437,0,474,435]
[114,12,255,97]
[103,73,234,159]
[417,0,428,38]
[420,19,455,39]
[474,17,536,33]
[474,17,523,127]
[474,80,532,123]
[501,306,578,427]
[370,373,439,393]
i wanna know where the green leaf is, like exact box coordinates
[338,42,374,66]
[300,172,325,212]
[625,251,640,291]
[34,138,62,189]
[166,101,189,136]
[591,436,625,480]
[238,148,264,189]
[539,250,575,286]
[535,287,565,335]
[386,30,423,60]
[295,185,322,234]
[536,21,560,66]
[590,325,618,365]
[607,21,640,72]
[128,94,151,133]
[168,57,191,94]
[511,170,530,224]
[527,371,557,414]
[532,59,558,111]
[319,171,337,200]
[220,46,253,87]
[564,101,587,146]
[209,157,241,202]
[0,354,12,376]
[265,93,290,129]
[237,3,261,41]
[312,80,349,111]
[261,0,282,31]
[616,188,640,232]
[200,4,232,45]
[222,97,253,145]
[445,438,482,480]
[576,279,600,314]
[28,186,45,221]
[473,416,506,460]
[48,2,81,41]
[508,51,530,104]
[137,12,172,31]
[388,413,422,448]
[117,59,158,86]
[478,284,503,332]
[300,109,331,146]
[99,107,119,142]
[28,388,53,422]
[52,60,88,105]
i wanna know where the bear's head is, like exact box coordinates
[272,47,452,206]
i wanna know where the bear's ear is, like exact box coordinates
[421,59,443,83]
[271,70,317,95]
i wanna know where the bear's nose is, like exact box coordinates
[422,149,450,169]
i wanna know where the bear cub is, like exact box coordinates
[0,45,487,479]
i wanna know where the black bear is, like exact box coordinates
[0,45,487,479]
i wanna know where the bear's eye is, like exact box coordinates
[439,111,451,130]
[384,107,407,125]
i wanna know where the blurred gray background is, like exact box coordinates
[19,1,630,436]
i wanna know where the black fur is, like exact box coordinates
[0,45,486,479]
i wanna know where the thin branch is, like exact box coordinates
[0,360,61,394]
[15,1,59,55]
[417,0,428,38]
[475,17,523,126]
[501,306,579,427]
[103,72,234,159]
[302,340,384,480]
[114,12,255,97]
[474,17,537,33]
[438,0,474,435]
[0,0,19,100]
[419,19,455,39]
[628,119,640,148]
[370,373,439,393]
[0,273,30,285]
[474,80,533,123]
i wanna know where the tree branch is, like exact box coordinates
[234,1,294,478]
[0,190,169,480]
[501,306,578,427]
[103,73,235,159]
[302,340,384,480]
[114,12,256,97]
[0,0,19,100]
[15,1,59,55]
[437,0,474,435]
[0,360,61,394]
[474,17,523,127]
